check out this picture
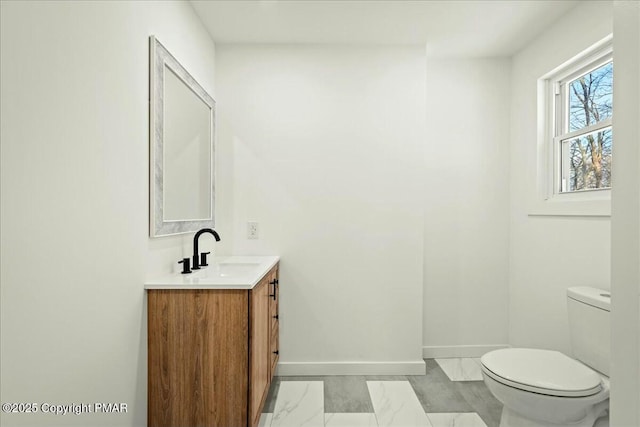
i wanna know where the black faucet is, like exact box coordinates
[192,228,221,270]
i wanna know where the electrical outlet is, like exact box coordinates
[247,221,259,239]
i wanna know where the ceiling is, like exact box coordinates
[190,0,581,57]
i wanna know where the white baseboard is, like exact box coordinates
[422,344,510,359]
[275,360,426,376]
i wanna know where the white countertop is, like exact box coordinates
[144,256,280,290]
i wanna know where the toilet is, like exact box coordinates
[481,287,611,427]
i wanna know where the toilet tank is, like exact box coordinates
[567,286,611,376]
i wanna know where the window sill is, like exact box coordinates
[528,191,611,217]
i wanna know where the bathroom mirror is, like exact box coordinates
[149,36,215,237]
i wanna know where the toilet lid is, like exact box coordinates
[481,348,602,397]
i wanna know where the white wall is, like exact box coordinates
[610,2,640,425]
[2,1,633,425]
[0,2,219,426]
[422,59,511,357]
[216,45,426,374]
[509,1,613,355]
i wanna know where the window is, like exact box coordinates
[555,57,613,193]
[532,36,613,216]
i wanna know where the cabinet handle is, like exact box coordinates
[269,278,278,300]
[273,350,279,355]
[273,314,279,320]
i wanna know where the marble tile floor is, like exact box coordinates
[260,359,502,427]
[434,358,484,382]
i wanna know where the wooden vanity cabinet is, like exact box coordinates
[147,262,279,427]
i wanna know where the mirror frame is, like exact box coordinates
[149,36,216,237]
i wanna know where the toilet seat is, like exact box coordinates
[481,348,602,398]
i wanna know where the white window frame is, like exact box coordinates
[532,35,613,217]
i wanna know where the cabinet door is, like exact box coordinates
[249,277,270,427]
[148,290,248,427]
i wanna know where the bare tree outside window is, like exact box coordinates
[562,61,613,192]
[567,129,612,191]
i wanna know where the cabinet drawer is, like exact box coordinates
[269,271,279,329]
[270,323,279,375]
[269,282,278,311]
[270,297,279,331]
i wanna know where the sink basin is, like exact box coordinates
[206,262,262,278]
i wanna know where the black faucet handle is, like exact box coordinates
[200,252,210,267]
[178,258,191,274]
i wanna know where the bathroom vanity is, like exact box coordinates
[145,256,280,427]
